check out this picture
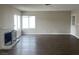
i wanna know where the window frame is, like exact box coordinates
[22,16,35,29]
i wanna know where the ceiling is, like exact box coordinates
[11,4,79,11]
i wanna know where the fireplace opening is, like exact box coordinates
[4,31,12,46]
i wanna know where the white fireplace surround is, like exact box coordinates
[0,29,20,49]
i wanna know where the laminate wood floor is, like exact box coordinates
[0,35,79,55]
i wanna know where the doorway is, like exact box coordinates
[71,16,76,36]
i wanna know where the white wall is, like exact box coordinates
[71,10,79,38]
[22,11,71,34]
[0,5,21,38]
[0,5,21,49]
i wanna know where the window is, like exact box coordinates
[14,14,21,30]
[22,16,29,28]
[22,16,35,29]
[17,15,21,29]
[14,15,18,30]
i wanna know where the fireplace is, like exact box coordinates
[4,31,12,45]
[4,30,16,46]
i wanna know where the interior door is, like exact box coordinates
[71,16,76,36]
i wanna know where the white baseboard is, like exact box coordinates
[70,33,79,39]
[24,33,70,35]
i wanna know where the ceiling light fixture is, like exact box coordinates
[45,4,52,6]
